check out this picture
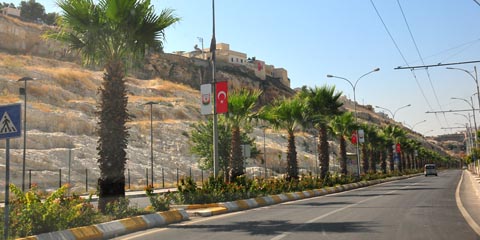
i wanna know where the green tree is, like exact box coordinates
[226,89,262,182]
[329,112,354,175]
[48,0,179,211]
[19,0,44,22]
[43,12,59,25]
[189,117,259,176]
[262,97,305,180]
[299,85,343,179]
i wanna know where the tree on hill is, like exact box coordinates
[19,0,45,23]
[47,0,180,212]
[1,2,16,8]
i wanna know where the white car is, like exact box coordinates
[424,164,437,176]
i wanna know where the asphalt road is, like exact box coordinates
[116,170,479,240]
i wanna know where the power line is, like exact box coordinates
[369,0,442,127]
[396,0,449,127]
[394,60,480,70]
[474,0,480,7]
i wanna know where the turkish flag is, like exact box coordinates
[351,130,357,144]
[396,143,401,153]
[216,81,228,114]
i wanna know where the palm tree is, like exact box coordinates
[49,0,179,211]
[299,85,343,180]
[226,89,262,182]
[329,112,355,175]
[365,125,382,173]
[381,125,406,173]
[262,97,305,180]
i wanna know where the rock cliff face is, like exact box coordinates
[143,53,295,105]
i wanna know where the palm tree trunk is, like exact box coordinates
[362,144,368,174]
[388,147,394,172]
[286,132,298,181]
[370,149,377,173]
[340,136,347,175]
[98,60,129,212]
[381,150,387,174]
[398,152,403,172]
[318,125,329,179]
[229,126,243,182]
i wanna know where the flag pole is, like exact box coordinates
[211,0,219,178]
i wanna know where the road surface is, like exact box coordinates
[116,170,479,240]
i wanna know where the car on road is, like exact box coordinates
[424,164,437,176]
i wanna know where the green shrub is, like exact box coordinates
[145,186,171,211]
[8,184,97,238]
[104,197,141,220]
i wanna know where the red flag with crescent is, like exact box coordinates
[351,130,357,144]
[216,81,228,114]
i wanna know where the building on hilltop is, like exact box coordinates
[1,7,20,18]
[174,42,290,88]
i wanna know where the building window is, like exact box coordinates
[241,59,243,63]
[231,57,234,62]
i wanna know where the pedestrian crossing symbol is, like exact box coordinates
[0,103,21,139]
[1,112,17,134]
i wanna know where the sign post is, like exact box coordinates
[0,103,22,240]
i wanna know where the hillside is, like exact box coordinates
[0,15,457,194]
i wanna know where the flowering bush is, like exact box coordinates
[7,184,97,238]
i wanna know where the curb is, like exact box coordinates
[17,209,189,240]
[188,174,416,217]
[18,174,419,239]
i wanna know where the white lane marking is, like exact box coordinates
[269,182,419,240]
[456,170,480,236]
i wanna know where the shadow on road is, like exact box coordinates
[173,220,378,236]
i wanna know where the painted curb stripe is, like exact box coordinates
[271,195,282,203]
[255,197,268,206]
[236,200,250,210]
[95,221,124,239]
[161,210,185,223]
[119,216,148,231]
[70,225,103,240]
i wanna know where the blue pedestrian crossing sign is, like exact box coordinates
[0,103,21,139]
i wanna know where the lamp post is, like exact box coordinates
[451,97,478,143]
[18,76,35,192]
[447,66,480,115]
[260,126,267,179]
[143,101,159,187]
[404,119,426,131]
[375,104,412,120]
[327,67,380,176]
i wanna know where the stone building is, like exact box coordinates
[176,42,290,88]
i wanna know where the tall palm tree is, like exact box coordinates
[262,97,305,180]
[367,125,382,173]
[329,112,354,175]
[361,123,377,174]
[226,89,262,182]
[381,125,406,173]
[299,85,343,180]
[49,0,179,210]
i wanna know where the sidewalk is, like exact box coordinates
[457,170,480,236]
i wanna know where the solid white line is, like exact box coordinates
[455,170,480,236]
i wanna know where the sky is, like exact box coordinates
[10,0,480,137]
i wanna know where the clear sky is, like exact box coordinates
[11,0,480,137]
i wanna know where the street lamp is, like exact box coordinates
[375,104,411,120]
[143,101,159,187]
[326,67,380,176]
[451,97,478,141]
[447,66,480,115]
[17,76,35,192]
[259,126,268,179]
